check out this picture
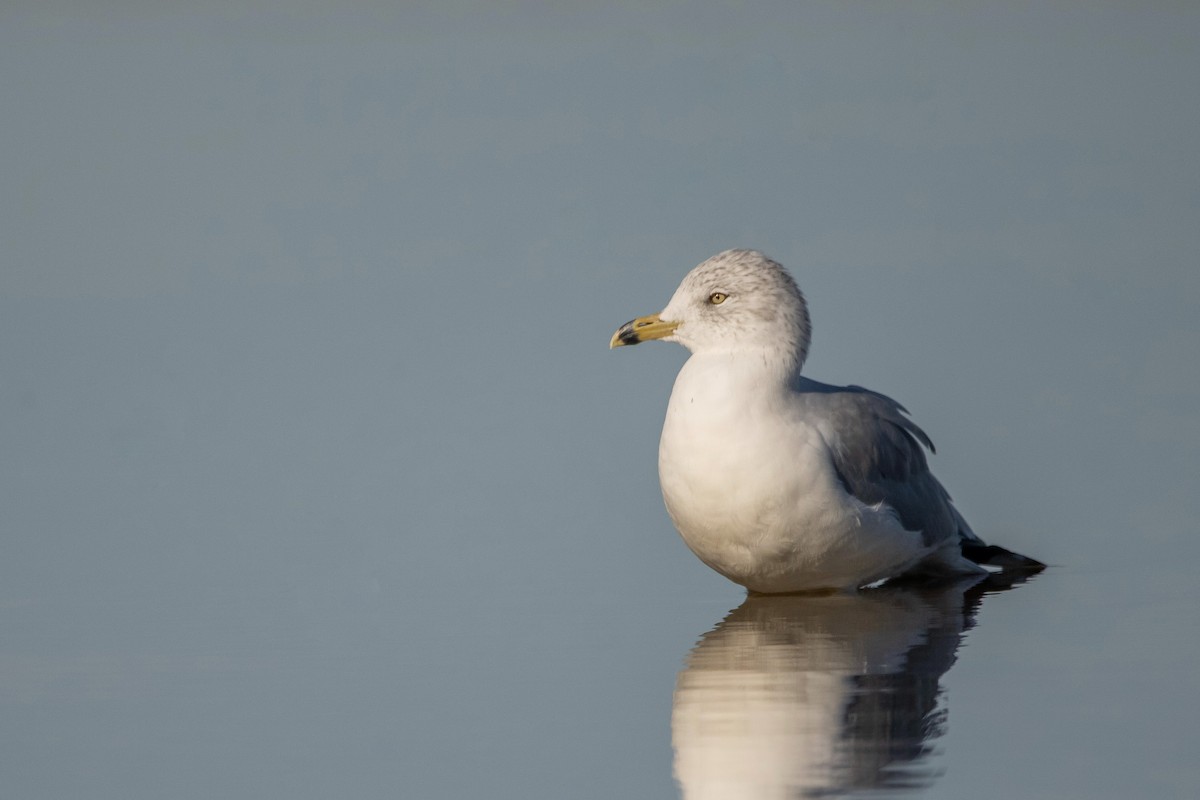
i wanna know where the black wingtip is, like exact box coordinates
[961,543,1047,573]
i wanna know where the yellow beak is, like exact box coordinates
[610,314,680,348]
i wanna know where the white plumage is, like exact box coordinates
[612,249,1040,593]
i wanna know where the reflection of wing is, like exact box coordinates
[796,378,975,549]
[672,579,997,799]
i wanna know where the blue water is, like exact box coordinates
[3,4,1198,797]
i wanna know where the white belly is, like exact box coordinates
[658,361,929,592]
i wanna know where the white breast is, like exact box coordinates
[657,356,928,592]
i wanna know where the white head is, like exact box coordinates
[612,249,812,369]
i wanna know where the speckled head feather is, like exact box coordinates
[660,249,812,369]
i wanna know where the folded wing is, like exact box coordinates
[797,381,978,550]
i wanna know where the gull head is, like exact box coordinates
[610,249,812,367]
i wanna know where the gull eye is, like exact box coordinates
[708,292,728,305]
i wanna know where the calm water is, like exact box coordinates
[4,3,1199,798]
[673,579,1006,798]
[3,556,1195,799]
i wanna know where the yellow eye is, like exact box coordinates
[709,292,728,305]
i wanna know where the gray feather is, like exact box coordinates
[793,379,976,549]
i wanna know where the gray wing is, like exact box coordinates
[796,380,978,549]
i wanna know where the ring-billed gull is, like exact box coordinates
[611,249,1043,593]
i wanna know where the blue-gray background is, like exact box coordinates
[3,2,1197,798]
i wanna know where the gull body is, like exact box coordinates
[612,249,1040,593]
[659,359,944,592]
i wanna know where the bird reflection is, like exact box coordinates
[672,575,1031,798]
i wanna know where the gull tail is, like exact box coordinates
[960,542,1046,572]
[952,504,1045,573]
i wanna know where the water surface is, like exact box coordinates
[3,3,1198,798]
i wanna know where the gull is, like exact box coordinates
[611,249,1043,593]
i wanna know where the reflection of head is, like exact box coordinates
[672,580,996,798]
